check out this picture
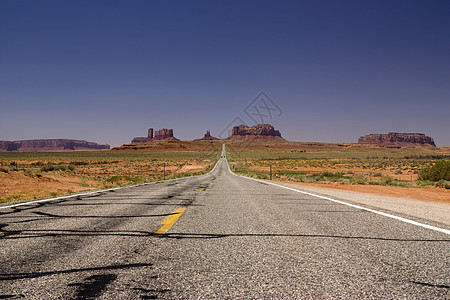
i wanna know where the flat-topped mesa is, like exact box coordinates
[358,132,436,147]
[227,124,285,141]
[194,130,220,141]
[131,128,179,143]
[0,139,110,152]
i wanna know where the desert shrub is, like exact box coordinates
[41,163,56,172]
[106,175,140,183]
[350,174,368,185]
[435,180,450,189]
[71,161,89,166]
[8,161,18,171]
[369,180,383,186]
[418,160,450,181]
[68,164,75,171]
[40,163,68,172]
[0,166,9,173]
[381,174,395,185]
[319,171,344,179]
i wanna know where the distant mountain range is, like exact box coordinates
[0,139,110,152]
[0,126,437,152]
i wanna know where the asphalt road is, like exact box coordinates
[1,148,449,299]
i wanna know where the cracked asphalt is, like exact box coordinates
[1,150,449,299]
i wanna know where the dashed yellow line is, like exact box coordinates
[198,188,206,193]
[154,208,186,235]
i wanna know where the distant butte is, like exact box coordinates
[194,130,220,141]
[226,124,285,141]
[358,132,436,147]
[131,128,179,143]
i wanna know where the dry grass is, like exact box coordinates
[226,141,450,194]
[0,142,221,203]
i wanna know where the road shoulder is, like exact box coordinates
[266,180,450,226]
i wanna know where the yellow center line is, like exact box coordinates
[154,208,186,235]
[198,188,206,193]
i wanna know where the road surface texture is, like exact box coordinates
[1,148,449,299]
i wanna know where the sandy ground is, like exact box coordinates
[273,180,450,226]
[179,164,204,172]
[0,162,210,202]
[0,172,99,201]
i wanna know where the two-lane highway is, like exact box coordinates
[1,147,449,299]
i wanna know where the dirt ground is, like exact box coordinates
[0,153,216,203]
[0,171,100,201]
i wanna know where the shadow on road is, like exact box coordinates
[0,263,153,281]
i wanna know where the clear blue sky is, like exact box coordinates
[1,0,449,147]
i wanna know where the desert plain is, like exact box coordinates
[1,140,449,204]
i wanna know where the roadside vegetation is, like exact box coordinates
[0,148,221,203]
[226,142,450,190]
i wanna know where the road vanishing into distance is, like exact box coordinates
[1,146,449,299]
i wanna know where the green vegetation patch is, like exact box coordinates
[418,160,450,181]
[106,175,142,184]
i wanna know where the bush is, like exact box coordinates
[418,160,450,181]
[435,180,450,189]
[0,166,9,173]
[8,162,18,171]
[106,175,140,183]
[319,171,344,179]
[350,174,368,185]
[41,163,56,172]
[381,174,395,185]
[40,163,68,172]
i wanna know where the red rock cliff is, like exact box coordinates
[358,133,436,147]
[227,124,284,141]
[131,128,179,143]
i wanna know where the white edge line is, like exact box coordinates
[0,147,224,210]
[223,147,449,236]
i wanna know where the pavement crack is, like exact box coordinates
[411,281,450,289]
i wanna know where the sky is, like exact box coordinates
[1,0,449,147]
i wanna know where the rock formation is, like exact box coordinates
[194,130,220,141]
[0,139,110,152]
[131,137,147,143]
[358,133,436,147]
[131,128,179,143]
[227,124,285,141]
[154,128,177,140]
